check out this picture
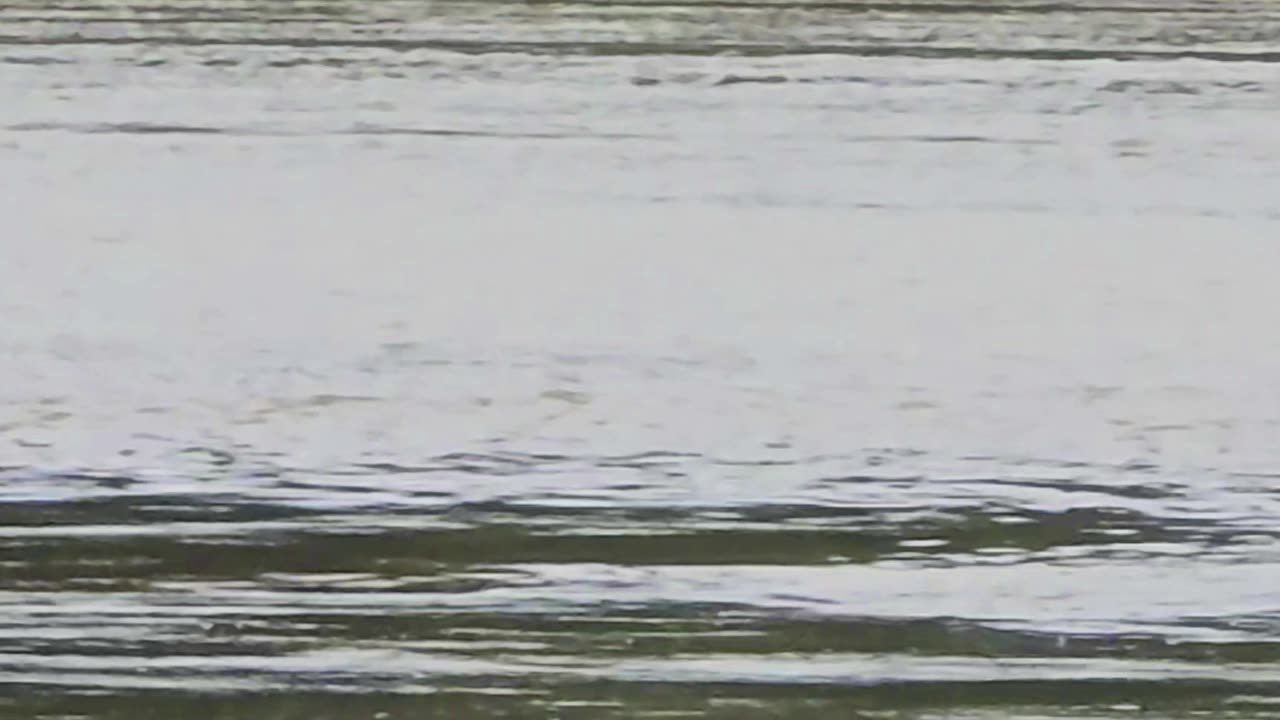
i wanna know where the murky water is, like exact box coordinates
[5,0,1280,716]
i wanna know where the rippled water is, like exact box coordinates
[5,0,1280,716]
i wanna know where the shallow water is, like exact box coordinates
[4,0,1280,717]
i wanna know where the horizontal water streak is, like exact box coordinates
[5,0,1280,716]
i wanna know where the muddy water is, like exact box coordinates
[4,0,1280,717]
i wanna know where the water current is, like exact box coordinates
[4,0,1280,716]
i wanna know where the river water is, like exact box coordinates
[4,0,1280,717]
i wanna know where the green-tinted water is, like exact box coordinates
[4,0,1280,717]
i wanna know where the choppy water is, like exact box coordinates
[5,0,1280,716]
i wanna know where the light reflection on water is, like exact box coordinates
[4,0,1280,716]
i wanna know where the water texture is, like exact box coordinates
[3,0,1280,717]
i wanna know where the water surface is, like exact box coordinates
[4,0,1280,717]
